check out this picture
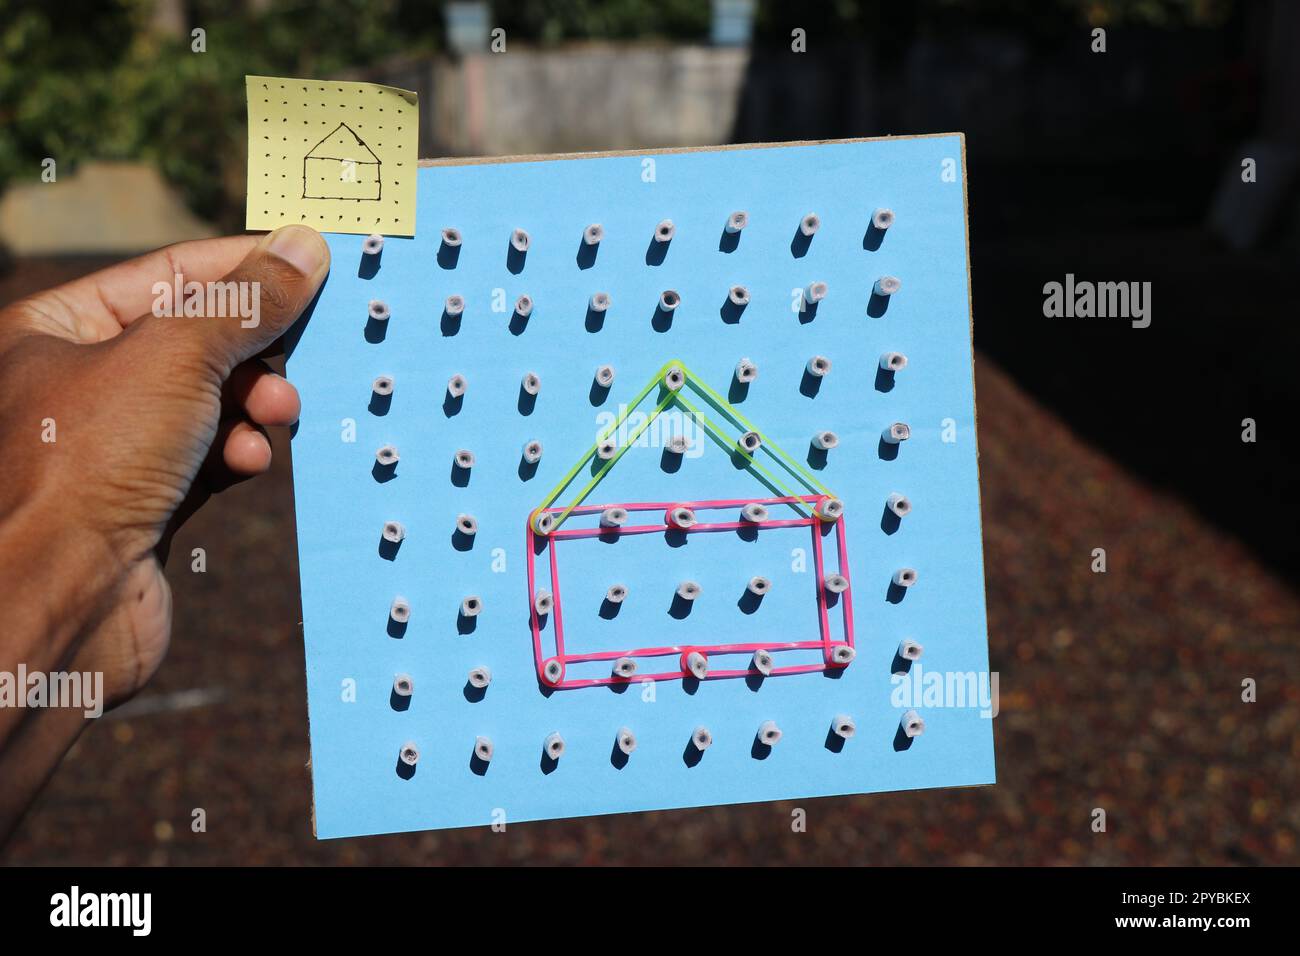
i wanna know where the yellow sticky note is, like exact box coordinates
[245,75,418,237]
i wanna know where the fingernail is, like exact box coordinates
[263,225,329,276]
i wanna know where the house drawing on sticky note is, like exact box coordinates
[302,123,381,201]
[526,360,855,690]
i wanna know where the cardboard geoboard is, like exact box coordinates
[284,135,994,838]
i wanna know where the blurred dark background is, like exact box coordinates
[0,0,1295,865]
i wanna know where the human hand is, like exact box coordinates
[0,226,330,835]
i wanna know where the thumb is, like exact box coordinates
[168,225,330,376]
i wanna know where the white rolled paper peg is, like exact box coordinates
[725,210,749,233]
[757,720,783,745]
[389,596,411,623]
[873,275,902,297]
[898,638,924,661]
[882,422,911,444]
[683,649,708,679]
[460,595,483,618]
[892,568,918,588]
[806,355,832,378]
[362,234,384,255]
[599,507,629,528]
[467,666,492,689]
[831,714,857,739]
[616,727,637,756]
[886,493,912,518]
[900,710,926,738]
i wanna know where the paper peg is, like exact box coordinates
[474,736,494,762]
[886,493,912,518]
[541,658,564,684]
[757,720,783,746]
[737,430,762,454]
[612,657,637,678]
[735,357,759,383]
[616,727,637,756]
[830,644,856,666]
[530,510,555,536]
[522,440,543,465]
[741,502,769,523]
[806,355,832,378]
[389,596,411,623]
[799,212,821,237]
[594,364,615,388]
[683,649,708,679]
[375,444,399,467]
[803,280,828,304]
[814,497,844,521]
[728,285,751,307]
[824,573,850,595]
[879,351,908,372]
[398,742,419,767]
[663,364,686,391]
[589,291,611,313]
[456,513,478,537]
[392,673,413,697]
[600,507,629,528]
[362,234,384,255]
[659,289,681,312]
[665,434,690,455]
[440,227,462,247]
[444,294,465,317]
[653,219,675,243]
[453,449,475,471]
[467,666,492,689]
[691,726,713,751]
[882,422,911,444]
[747,575,772,597]
[447,374,467,399]
[677,581,702,602]
[461,595,483,618]
[606,584,628,604]
[514,294,534,318]
[510,228,531,253]
[534,589,553,616]
[898,638,924,661]
[831,714,857,739]
[873,275,902,297]
[543,732,566,761]
[900,710,926,738]
[892,568,918,588]
[725,210,749,233]
[521,371,541,395]
[583,223,604,246]
[596,438,617,460]
[812,430,839,451]
[368,299,390,322]
[381,520,405,544]
[372,375,394,398]
[667,506,697,530]
[872,208,895,231]
[751,648,774,676]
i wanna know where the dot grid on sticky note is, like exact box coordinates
[284,136,995,839]
[245,75,418,236]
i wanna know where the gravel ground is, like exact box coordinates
[2,316,1294,864]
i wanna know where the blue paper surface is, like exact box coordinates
[286,136,995,838]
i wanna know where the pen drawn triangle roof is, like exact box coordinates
[305,123,381,163]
